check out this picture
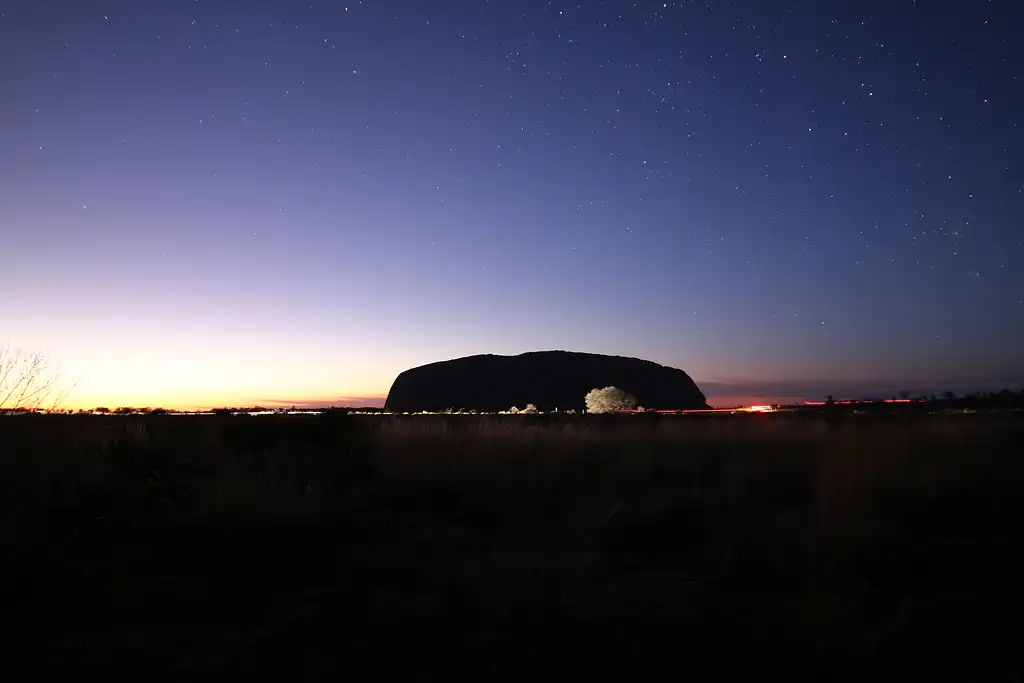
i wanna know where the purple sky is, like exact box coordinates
[3,0,1022,409]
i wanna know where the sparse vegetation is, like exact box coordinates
[0,345,76,412]
[1,411,1021,678]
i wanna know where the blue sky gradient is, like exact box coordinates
[3,0,1022,409]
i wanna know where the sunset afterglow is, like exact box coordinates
[3,1,1021,410]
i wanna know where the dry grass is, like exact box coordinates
[1,413,1021,680]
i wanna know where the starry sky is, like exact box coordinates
[2,0,1022,410]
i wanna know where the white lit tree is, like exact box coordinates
[584,386,636,413]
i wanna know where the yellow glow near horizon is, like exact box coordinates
[45,341,394,411]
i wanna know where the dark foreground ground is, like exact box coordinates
[2,413,1022,681]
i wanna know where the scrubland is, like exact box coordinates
[2,413,1020,680]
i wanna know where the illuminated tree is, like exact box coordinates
[584,386,636,413]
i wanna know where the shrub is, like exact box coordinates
[585,386,637,413]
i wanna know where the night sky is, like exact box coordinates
[3,0,1022,410]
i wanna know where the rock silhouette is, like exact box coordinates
[385,350,710,412]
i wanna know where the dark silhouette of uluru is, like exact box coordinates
[385,350,710,412]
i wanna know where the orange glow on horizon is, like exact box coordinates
[38,343,397,412]
[61,393,388,412]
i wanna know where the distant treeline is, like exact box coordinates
[3,389,1024,416]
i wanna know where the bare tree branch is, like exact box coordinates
[0,345,77,412]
